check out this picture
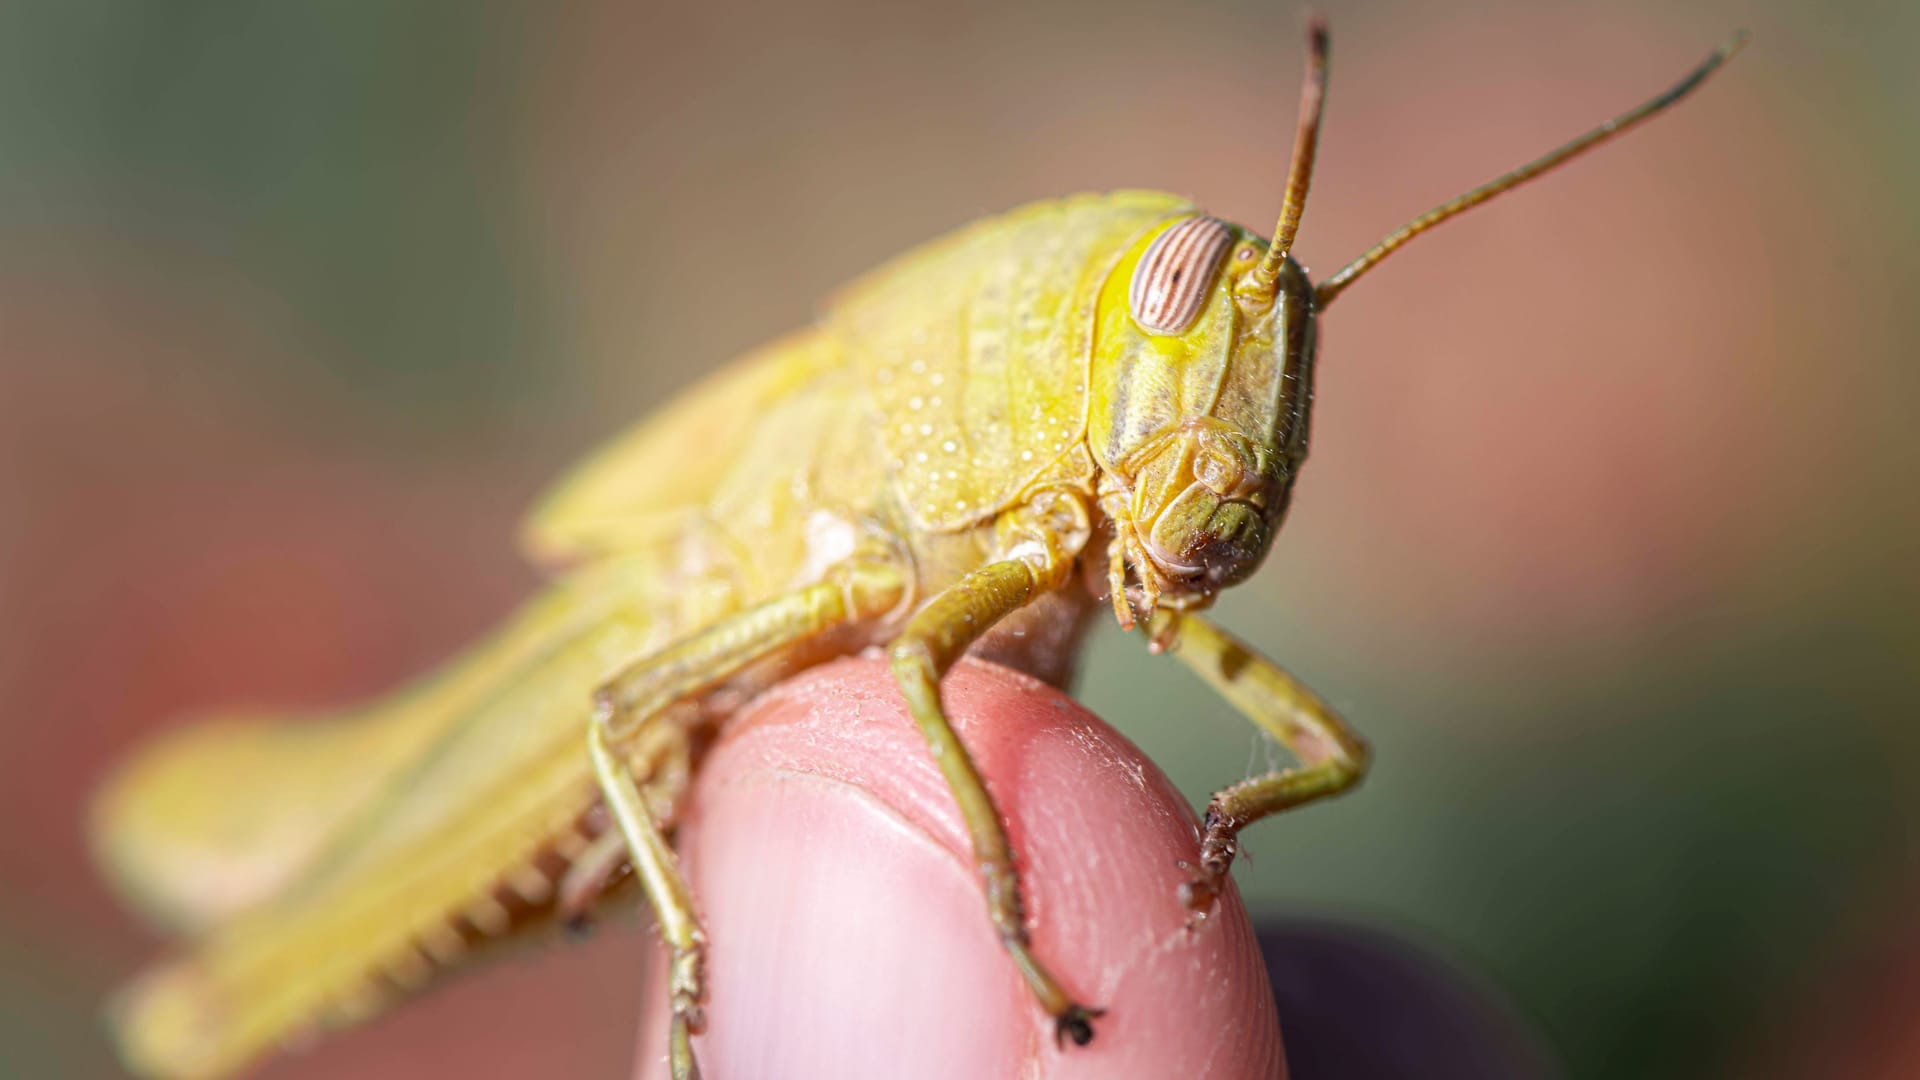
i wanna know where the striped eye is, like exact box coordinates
[1128,215,1236,335]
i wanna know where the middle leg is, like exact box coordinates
[589,556,907,1080]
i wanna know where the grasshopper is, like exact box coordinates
[92,21,1745,1079]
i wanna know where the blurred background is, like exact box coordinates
[2,1,1914,1077]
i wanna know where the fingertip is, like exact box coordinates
[635,656,1283,1079]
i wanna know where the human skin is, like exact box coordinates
[633,655,1285,1079]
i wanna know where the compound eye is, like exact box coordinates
[1129,215,1235,335]
[1194,448,1244,496]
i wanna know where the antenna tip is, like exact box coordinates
[1305,10,1329,48]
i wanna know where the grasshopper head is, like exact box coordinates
[1091,218,1316,628]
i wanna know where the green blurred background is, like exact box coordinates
[2,1,1915,1077]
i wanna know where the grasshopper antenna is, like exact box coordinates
[1249,13,1330,298]
[1313,31,1749,309]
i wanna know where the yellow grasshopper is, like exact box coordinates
[92,22,1744,1079]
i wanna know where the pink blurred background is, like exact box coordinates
[2,2,1915,1077]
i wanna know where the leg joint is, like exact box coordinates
[1333,733,1373,782]
[887,636,935,674]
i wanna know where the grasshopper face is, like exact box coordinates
[1092,216,1317,622]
